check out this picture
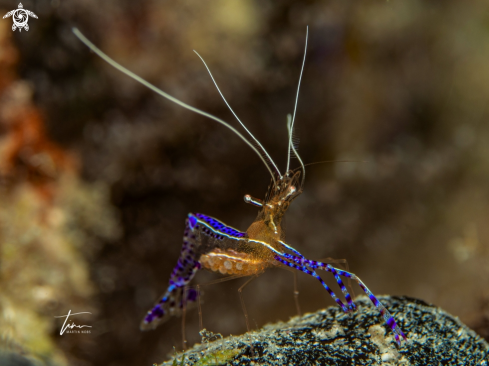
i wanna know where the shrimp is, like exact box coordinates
[73,27,407,346]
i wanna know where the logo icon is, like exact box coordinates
[54,310,92,335]
[3,3,37,32]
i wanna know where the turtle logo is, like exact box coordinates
[3,3,38,32]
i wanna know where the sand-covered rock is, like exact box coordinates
[163,296,489,366]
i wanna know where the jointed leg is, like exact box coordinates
[324,263,356,311]
[281,253,355,311]
[317,257,356,300]
[182,285,189,350]
[196,285,202,331]
[338,267,406,344]
[184,273,256,331]
[279,240,304,258]
[238,275,260,333]
[279,266,302,317]
[275,256,349,313]
[237,274,260,358]
[292,270,302,317]
[280,243,356,311]
[284,254,407,345]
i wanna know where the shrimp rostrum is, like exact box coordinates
[73,27,407,345]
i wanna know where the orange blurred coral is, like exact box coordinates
[0,22,76,201]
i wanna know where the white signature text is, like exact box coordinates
[54,310,92,335]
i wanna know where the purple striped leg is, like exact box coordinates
[274,255,349,313]
[323,263,356,311]
[284,254,407,345]
[279,244,356,312]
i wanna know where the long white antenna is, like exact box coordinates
[72,28,277,185]
[286,26,308,173]
[193,50,282,178]
[287,114,305,186]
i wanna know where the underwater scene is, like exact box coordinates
[0,0,488,365]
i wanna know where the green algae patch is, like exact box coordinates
[171,353,185,366]
[194,348,240,366]
[166,348,240,366]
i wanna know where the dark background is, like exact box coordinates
[1,0,488,365]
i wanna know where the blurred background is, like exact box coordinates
[0,0,488,365]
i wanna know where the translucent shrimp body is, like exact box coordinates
[73,26,407,346]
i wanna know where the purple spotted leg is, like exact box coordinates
[274,255,350,313]
[284,254,407,345]
[140,216,202,330]
[333,266,407,344]
[279,243,356,312]
[324,263,356,311]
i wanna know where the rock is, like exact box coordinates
[162,296,489,366]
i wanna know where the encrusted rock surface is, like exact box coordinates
[162,296,489,366]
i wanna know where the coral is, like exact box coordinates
[163,296,489,366]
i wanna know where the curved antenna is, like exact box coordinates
[286,26,308,174]
[289,159,366,172]
[287,114,305,186]
[72,28,277,185]
[193,50,282,178]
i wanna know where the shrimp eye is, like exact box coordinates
[284,186,296,198]
[244,195,263,207]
